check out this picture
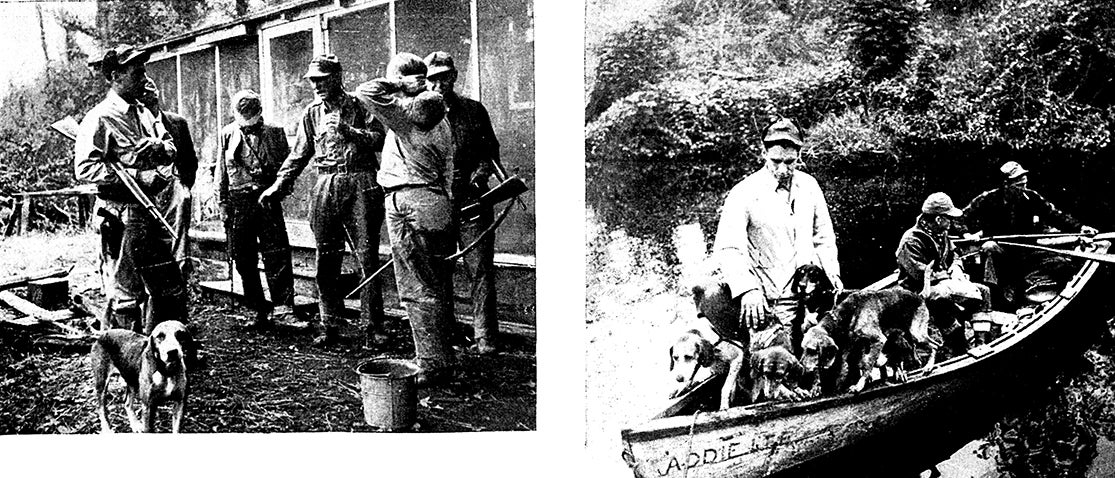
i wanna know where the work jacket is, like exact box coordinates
[961,185,1082,236]
[712,168,840,301]
[895,216,956,291]
[217,122,290,203]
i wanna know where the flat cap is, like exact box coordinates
[921,192,963,217]
[1000,161,1029,181]
[763,118,804,147]
[90,44,151,79]
[424,51,456,78]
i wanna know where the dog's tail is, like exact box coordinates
[919,260,936,299]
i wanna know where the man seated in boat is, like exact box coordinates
[711,117,841,355]
[896,192,992,355]
[959,161,1098,306]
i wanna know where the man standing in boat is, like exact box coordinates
[960,161,1097,305]
[711,117,841,351]
[896,192,991,353]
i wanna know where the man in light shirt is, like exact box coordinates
[711,118,841,351]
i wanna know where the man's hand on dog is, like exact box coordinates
[740,289,767,330]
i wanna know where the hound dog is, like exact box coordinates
[747,328,808,403]
[790,263,840,355]
[800,263,941,395]
[668,328,745,410]
[91,320,190,433]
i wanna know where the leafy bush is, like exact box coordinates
[840,0,928,83]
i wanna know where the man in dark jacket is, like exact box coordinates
[258,55,387,347]
[139,78,197,278]
[218,90,296,327]
[896,192,990,353]
[424,51,502,355]
[961,161,1097,304]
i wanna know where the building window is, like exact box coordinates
[395,0,474,96]
[327,4,391,88]
[218,36,260,127]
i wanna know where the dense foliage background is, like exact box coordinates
[0,0,287,231]
[585,0,1115,285]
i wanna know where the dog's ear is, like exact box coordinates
[696,339,715,368]
[821,340,838,370]
[692,284,706,309]
[749,353,763,378]
[668,345,676,371]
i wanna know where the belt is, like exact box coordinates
[315,164,374,175]
[383,183,441,194]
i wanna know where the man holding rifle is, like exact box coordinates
[74,44,188,332]
[424,51,503,355]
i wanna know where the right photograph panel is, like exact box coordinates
[585,0,1115,476]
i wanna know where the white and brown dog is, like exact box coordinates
[91,320,190,433]
[669,328,744,410]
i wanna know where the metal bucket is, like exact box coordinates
[356,358,420,431]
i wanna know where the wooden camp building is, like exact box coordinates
[141,0,535,332]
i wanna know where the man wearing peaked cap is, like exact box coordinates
[896,192,991,353]
[960,161,1097,305]
[424,51,505,355]
[75,44,187,334]
[218,90,296,328]
[710,117,841,354]
[258,54,389,348]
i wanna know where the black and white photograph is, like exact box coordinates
[0,0,540,456]
[586,0,1115,477]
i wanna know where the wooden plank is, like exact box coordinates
[0,266,71,291]
[18,195,29,235]
[0,291,75,322]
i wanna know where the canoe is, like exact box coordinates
[620,240,1114,478]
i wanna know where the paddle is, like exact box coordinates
[953,232,1101,244]
[997,240,1115,265]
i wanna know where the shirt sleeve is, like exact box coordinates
[272,108,314,196]
[712,190,759,298]
[353,79,413,134]
[74,114,116,185]
[1029,190,1082,232]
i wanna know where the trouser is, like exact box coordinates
[156,180,192,278]
[455,203,498,343]
[228,188,294,312]
[96,198,188,333]
[982,246,1074,302]
[386,187,457,371]
[309,171,385,334]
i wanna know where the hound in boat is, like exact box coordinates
[668,328,744,410]
[801,262,940,394]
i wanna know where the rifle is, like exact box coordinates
[50,116,179,247]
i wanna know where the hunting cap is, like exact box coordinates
[91,44,151,79]
[921,192,963,217]
[762,118,804,148]
[1000,161,1029,181]
[231,89,262,117]
[304,54,342,79]
[424,51,456,78]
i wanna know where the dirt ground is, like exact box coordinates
[0,230,535,434]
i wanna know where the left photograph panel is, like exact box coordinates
[0,0,535,434]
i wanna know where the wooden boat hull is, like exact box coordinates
[622,244,1113,478]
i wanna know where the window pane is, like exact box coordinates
[180,48,218,221]
[267,29,315,220]
[329,5,391,88]
[479,0,535,256]
[219,36,260,126]
[146,57,177,113]
[395,0,474,96]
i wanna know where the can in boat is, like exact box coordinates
[356,358,420,431]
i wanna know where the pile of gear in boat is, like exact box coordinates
[668,118,1100,411]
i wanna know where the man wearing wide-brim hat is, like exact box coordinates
[960,161,1097,304]
[710,117,841,353]
[258,54,388,347]
[76,44,188,333]
[896,192,991,353]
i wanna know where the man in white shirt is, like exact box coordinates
[711,118,841,349]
